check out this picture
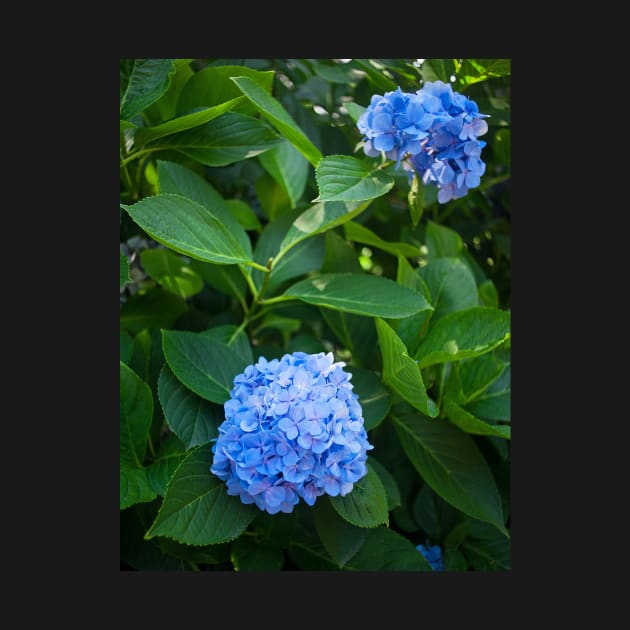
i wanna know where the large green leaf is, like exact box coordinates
[412,483,461,543]
[458,354,506,403]
[425,220,463,259]
[278,199,373,256]
[392,411,506,534]
[146,434,187,496]
[140,248,203,298]
[120,362,153,468]
[460,520,511,570]
[134,97,244,145]
[225,200,262,232]
[344,526,432,571]
[329,465,388,528]
[443,396,510,439]
[255,171,293,220]
[231,75,323,167]
[157,365,222,449]
[420,257,478,322]
[121,193,252,265]
[119,288,188,335]
[348,367,391,431]
[314,155,394,203]
[344,221,422,258]
[313,498,368,568]
[145,446,257,545]
[415,307,511,368]
[120,253,131,288]
[156,161,254,257]
[144,59,194,124]
[120,331,133,364]
[283,273,432,318]
[375,318,438,418]
[162,329,249,404]
[258,139,309,208]
[177,65,274,116]
[152,112,281,167]
[321,310,377,366]
[322,231,361,273]
[120,465,157,510]
[200,324,253,365]
[466,391,510,421]
[120,58,175,120]
[266,235,325,295]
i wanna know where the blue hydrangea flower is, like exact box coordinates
[417,542,444,571]
[210,351,374,515]
[357,80,489,203]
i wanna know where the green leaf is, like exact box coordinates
[140,248,203,298]
[200,324,253,365]
[278,199,373,255]
[146,434,187,496]
[443,396,510,439]
[412,483,461,543]
[152,112,281,167]
[283,273,433,318]
[421,59,456,84]
[375,319,438,418]
[313,498,368,568]
[444,548,469,571]
[258,139,309,208]
[267,235,325,295]
[177,65,275,116]
[120,331,133,364]
[225,200,262,232]
[120,362,153,468]
[368,457,401,510]
[458,354,505,403]
[134,97,244,145]
[425,220,463,259]
[157,365,222,449]
[353,59,397,93]
[344,102,366,123]
[121,193,252,265]
[466,391,510,422]
[157,160,251,258]
[192,261,246,305]
[407,172,424,228]
[420,257,478,323]
[329,465,389,528]
[120,58,175,120]
[120,253,131,288]
[349,367,391,431]
[460,520,511,570]
[344,526,432,571]
[144,59,194,125]
[230,537,285,571]
[146,446,256,544]
[162,329,249,404]
[344,221,422,258]
[391,411,506,535]
[231,75,323,167]
[314,155,394,203]
[120,465,157,510]
[478,279,499,308]
[415,307,511,368]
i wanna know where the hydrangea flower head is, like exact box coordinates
[210,351,373,514]
[357,79,489,203]
[417,541,444,571]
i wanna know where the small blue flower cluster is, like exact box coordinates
[356,80,489,203]
[417,542,444,571]
[210,351,373,515]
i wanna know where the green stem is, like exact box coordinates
[242,260,270,273]
[120,146,161,167]
[239,265,259,302]
[256,258,274,303]
[147,433,157,459]
[257,295,294,306]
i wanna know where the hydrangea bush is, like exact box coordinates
[120,58,511,571]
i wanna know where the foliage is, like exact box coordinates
[120,58,511,571]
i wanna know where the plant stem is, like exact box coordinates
[257,295,294,306]
[120,147,161,167]
[239,265,259,302]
